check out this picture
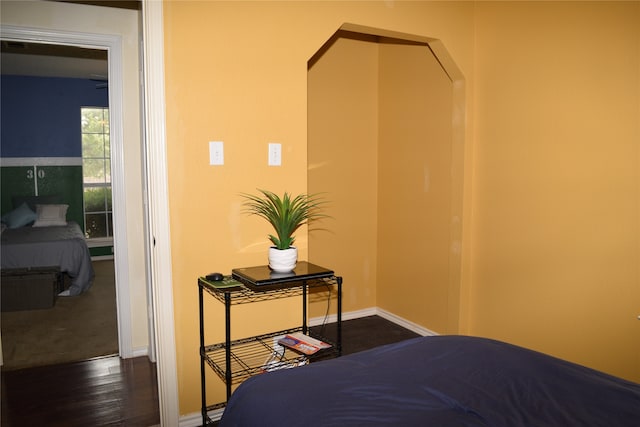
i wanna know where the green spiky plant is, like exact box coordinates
[240,189,329,250]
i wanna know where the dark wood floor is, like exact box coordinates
[311,314,421,356]
[1,315,419,427]
[1,354,159,427]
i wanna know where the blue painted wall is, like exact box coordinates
[1,75,109,234]
[1,75,108,157]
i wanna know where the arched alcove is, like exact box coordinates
[308,24,464,335]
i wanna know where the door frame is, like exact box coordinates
[141,1,180,424]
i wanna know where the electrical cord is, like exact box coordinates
[317,283,332,337]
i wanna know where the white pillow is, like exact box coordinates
[32,204,69,227]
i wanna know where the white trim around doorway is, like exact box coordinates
[142,1,180,425]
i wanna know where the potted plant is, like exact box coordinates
[240,189,329,272]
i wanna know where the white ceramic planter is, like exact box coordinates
[269,246,297,273]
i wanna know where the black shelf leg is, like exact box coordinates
[337,276,342,356]
[225,291,232,400]
[302,282,308,334]
[199,284,207,427]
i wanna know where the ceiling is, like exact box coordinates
[1,41,108,79]
[1,0,139,80]
[49,0,140,11]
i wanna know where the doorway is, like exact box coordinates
[0,42,118,368]
[0,25,141,361]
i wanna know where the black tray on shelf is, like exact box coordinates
[199,276,244,292]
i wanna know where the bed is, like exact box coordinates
[219,335,640,426]
[1,201,94,297]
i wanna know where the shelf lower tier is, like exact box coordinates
[201,402,227,426]
[202,327,339,385]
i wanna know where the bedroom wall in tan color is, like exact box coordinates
[308,35,380,318]
[470,1,639,382]
[163,0,475,414]
[377,41,455,334]
[164,0,639,417]
[164,0,638,416]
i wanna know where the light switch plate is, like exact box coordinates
[209,141,224,165]
[268,143,281,166]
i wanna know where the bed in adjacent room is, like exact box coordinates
[219,335,640,426]
[1,201,94,297]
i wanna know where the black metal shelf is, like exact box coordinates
[198,268,342,427]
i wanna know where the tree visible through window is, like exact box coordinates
[81,107,112,240]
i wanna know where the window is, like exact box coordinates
[81,107,112,240]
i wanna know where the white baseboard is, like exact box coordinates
[309,306,378,326]
[91,255,115,261]
[179,407,225,427]
[309,306,438,337]
[129,346,149,358]
[181,308,437,425]
[374,308,439,337]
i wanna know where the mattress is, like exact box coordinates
[220,335,640,426]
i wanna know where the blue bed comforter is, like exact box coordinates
[220,335,640,426]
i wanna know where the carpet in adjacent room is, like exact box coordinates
[1,260,118,370]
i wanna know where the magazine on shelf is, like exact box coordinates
[260,335,309,373]
[277,332,332,355]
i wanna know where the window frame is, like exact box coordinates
[80,106,113,242]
